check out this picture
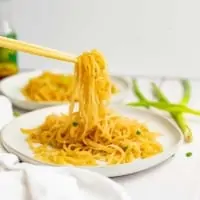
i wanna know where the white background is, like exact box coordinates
[10,0,200,77]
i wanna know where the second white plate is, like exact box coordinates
[0,69,130,110]
[1,104,182,177]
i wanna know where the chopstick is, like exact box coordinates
[0,36,77,63]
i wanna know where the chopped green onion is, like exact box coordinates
[123,146,128,151]
[13,111,20,117]
[136,130,141,135]
[72,122,78,127]
[185,152,192,157]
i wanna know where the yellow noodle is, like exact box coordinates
[22,71,118,102]
[21,50,163,166]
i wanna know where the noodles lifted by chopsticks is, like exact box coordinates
[21,50,163,166]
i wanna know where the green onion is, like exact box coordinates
[180,79,191,105]
[132,80,149,103]
[123,146,128,151]
[72,121,78,127]
[13,111,20,117]
[185,152,192,157]
[128,101,200,116]
[151,81,192,142]
[128,79,194,143]
[136,130,141,135]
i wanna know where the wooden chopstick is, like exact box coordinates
[0,36,77,63]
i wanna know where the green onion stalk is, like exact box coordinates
[128,79,193,142]
[151,80,192,142]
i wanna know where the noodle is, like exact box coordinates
[21,50,163,166]
[21,71,118,102]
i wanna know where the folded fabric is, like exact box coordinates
[0,153,131,200]
[0,153,84,200]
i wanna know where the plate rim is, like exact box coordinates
[0,104,183,177]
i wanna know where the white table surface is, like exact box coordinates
[1,75,200,200]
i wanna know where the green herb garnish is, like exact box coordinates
[185,152,192,157]
[13,111,20,117]
[123,146,128,151]
[72,122,78,127]
[136,130,141,135]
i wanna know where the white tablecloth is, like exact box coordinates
[1,78,200,200]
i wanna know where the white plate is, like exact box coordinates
[0,69,130,110]
[1,104,183,177]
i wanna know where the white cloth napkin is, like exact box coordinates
[0,153,83,200]
[0,153,131,200]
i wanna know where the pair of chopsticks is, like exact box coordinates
[0,36,77,63]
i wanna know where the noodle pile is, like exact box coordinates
[21,50,163,166]
[21,71,118,102]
